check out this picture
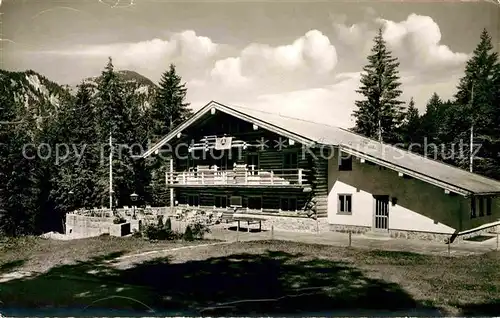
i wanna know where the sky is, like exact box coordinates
[1,0,499,128]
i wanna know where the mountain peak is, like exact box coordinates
[116,70,157,88]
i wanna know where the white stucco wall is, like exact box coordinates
[328,179,455,234]
[326,150,479,234]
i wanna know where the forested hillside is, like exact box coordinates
[0,59,191,235]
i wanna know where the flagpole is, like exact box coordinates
[109,132,113,210]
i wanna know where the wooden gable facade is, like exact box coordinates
[157,108,328,217]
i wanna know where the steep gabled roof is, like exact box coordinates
[143,100,500,196]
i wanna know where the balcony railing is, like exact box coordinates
[166,168,309,186]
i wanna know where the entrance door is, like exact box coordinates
[373,195,389,230]
[246,153,259,174]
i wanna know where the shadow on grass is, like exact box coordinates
[0,249,441,316]
[227,225,266,233]
[457,300,500,316]
[0,259,26,274]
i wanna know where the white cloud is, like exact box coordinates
[221,71,462,129]
[210,57,252,87]
[249,72,361,128]
[208,30,338,88]
[333,13,469,75]
[38,30,218,73]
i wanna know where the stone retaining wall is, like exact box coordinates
[65,214,115,238]
[329,223,499,243]
[255,216,330,233]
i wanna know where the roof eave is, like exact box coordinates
[142,100,315,158]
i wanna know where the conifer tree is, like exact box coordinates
[94,57,136,207]
[421,93,444,142]
[52,83,100,213]
[450,29,499,176]
[401,97,420,148]
[0,88,39,236]
[151,64,192,140]
[353,28,405,143]
[148,64,191,206]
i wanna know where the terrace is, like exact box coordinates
[166,165,309,188]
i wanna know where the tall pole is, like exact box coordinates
[470,123,474,172]
[470,83,474,173]
[109,133,113,210]
[378,118,382,143]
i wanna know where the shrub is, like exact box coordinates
[143,222,180,241]
[191,221,211,239]
[157,215,164,228]
[131,229,142,238]
[184,225,194,241]
[164,217,172,231]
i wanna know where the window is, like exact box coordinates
[475,197,493,217]
[187,194,199,207]
[230,195,242,207]
[338,194,352,214]
[479,197,485,217]
[214,195,227,208]
[280,197,297,211]
[283,152,298,169]
[339,154,352,171]
[471,197,476,218]
[247,196,262,210]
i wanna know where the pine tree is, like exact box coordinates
[421,93,444,142]
[52,83,100,214]
[126,92,151,206]
[451,29,499,176]
[94,57,136,208]
[401,97,421,148]
[151,64,192,140]
[353,28,405,143]
[148,64,191,206]
[0,88,39,236]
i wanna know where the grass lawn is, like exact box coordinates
[0,235,211,273]
[1,237,499,316]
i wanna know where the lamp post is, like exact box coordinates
[65,190,74,234]
[130,192,138,219]
[68,190,74,210]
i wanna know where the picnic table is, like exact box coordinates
[231,215,267,232]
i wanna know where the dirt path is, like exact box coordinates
[109,241,231,269]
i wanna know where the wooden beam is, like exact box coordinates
[253,124,259,130]
[444,189,450,194]
[398,172,404,177]
[211,108,216,115]
[177,132,182,139]
[289,139,295,146]
[360,158,365,163]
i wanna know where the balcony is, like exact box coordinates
[166,167,309,188]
